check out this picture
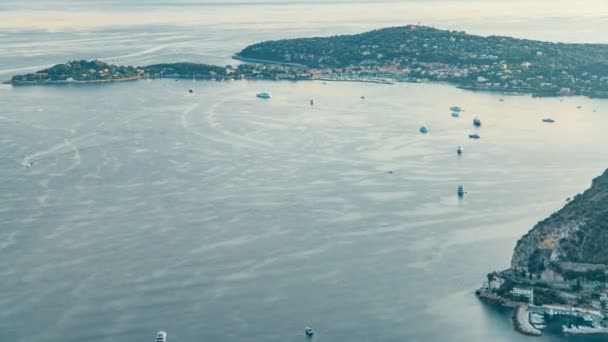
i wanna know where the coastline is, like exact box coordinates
[3,67,604,101]
[4,76,142,85]
[513,305,542,336]
[0,74,582,100]
[313,77,395,85]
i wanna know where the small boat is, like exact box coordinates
[310,99,314,106]
[468,133,480,139]
[451,112,460,118]
[361,96,365,100]
[256,92,271,99]
[499,98,504,102]
[473,117,481,127]
[576,105,582,109]
[450,106,462,112]
[542,118,555,123]
[188,89,193,93]
[156,331,167,342]
[458,185,465,197]
[419,126,428,134]
[305,327,314,337]
[457,145,463,155]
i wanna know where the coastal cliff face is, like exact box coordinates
[511,169,608,272]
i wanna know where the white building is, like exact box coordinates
[511,287,534,304]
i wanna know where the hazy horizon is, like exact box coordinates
[1,0,607,45]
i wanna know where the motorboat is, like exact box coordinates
[419,126,428,134]
[542,118,555,123]
[256,92,271,99]
[473,117,481,127]
[305,327,314,337]
[156,331,167,342]
[451,112,460,118]
[468,133,480,139]
[458,185,465,197]
[450,106,462,112]
[457,145,463,154]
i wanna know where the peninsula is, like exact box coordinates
[4,60,308,85]
[236,25,608,98]
[477,169,608,336]
[6,25,608,99]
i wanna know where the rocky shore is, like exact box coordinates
[513,305,542,336]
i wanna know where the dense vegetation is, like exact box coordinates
[514,169,608,273]
[8,60,303,84]
[238,25,608,97]
[11,60,140,83]
[144,63,228,78]
[533,288,568,306]
[239,26,608,69]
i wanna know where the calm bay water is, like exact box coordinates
[1,1,608,342]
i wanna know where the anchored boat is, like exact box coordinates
[458,185,465,197]
[155,331,167,342]
[473,117,481,127]
[450,106,462,112]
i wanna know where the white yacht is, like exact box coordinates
[156,331,167,342]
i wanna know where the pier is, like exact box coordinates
[514,305,542,336]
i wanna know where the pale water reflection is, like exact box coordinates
[1,78,607,341]
[2,1,608,341]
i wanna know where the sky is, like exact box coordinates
[0,0,606,44]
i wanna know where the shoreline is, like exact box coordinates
[2,71,604,100]
[513,305,543,336]
[313,77,395,85]
[4,76,142,85]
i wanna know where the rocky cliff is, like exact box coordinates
[511,169,608,273]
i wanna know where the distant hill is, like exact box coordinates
[238,25,608,70]
[9,60,141,83]
[237,25,608,97]
[512,169,608,281]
